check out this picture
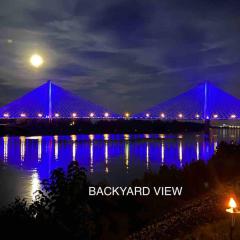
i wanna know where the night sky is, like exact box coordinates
[1,0,240,113]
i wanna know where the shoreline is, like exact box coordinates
[0,119,205,136]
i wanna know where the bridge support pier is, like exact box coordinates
[204,119,210,133]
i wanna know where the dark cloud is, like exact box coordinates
[49,64,90,77]
[1,0,240,113]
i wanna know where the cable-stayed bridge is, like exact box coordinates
[0,81,240,121]
[134,82,240,120]
[0,81,120,119]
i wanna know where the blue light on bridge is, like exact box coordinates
[1,81,240,120]
[0,81,120,119]
[134,82,240,120]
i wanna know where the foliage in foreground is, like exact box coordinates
[0,162,99,239]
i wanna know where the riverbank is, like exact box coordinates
[0,119,205,136]
[128,190,226,240]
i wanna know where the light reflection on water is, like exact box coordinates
[0,128,240,205]
[54,135,58,160]
[31,170,40,201]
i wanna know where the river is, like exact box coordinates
[0,128,239,206]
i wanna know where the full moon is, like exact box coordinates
[30,54,44,68]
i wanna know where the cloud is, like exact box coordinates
[1,0,240,112]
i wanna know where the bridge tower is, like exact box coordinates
[203,81,210,131]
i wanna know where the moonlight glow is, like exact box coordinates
[30,54,44,68]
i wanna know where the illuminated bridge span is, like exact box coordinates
[1,81,240,120]
[134,82,240,120]
[0,81,120,119]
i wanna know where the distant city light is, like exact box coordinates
[145,113,150,118]
[104,134,109,141]
[3,113,9,118]
[104,112,109,118]
[178,113,183,118]
[159,134,165,139]
[195,114,200,119]
[144,134,150,139]
[124,134,130,140]
[125,112,130,118]
[160,113,165,118]
[20,113,26,118]
[72,113,77,118]
[71,135,77,141]
[213,114,218,119]
[55,113,60,118]
[38,113,43,118]
[89,134,94,141]
[89,112,95,118]
[230,114,237,119]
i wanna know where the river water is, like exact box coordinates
[0,128,239,206]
